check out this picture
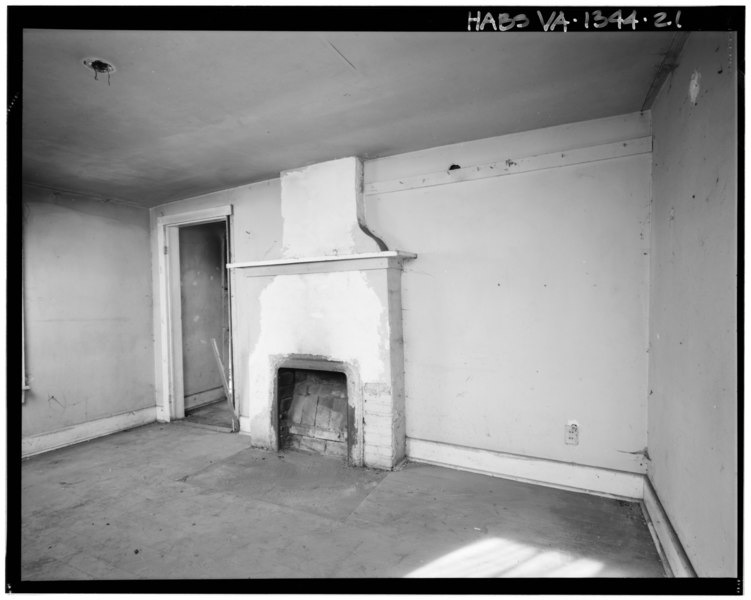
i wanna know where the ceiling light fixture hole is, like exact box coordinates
[82,57,116,86]
[83,58,116,74]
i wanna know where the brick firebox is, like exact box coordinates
[278,368,349,457]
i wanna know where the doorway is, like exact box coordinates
[156,205,236,429]
[179,222,234,430]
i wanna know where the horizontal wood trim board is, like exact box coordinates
[640,501,673,577]
[227,250,417,270]
[365,137,652,196]
[239,260,398,278]
[642,478,697,577]
[406,438,645,500]
[157,205,233,227]
[22,407,157,459]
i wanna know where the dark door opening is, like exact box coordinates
[179,220,235,431]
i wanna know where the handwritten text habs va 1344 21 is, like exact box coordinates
[468,9,683,33]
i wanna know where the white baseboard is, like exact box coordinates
[406,438,645,499]
[642,477,696,577]
[22,407,157,459]
[238,416,252,436]
[156,405,170,423]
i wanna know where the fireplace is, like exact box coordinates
[227,157,415,470]
[278,367,349,458]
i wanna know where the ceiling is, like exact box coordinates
[22,29,676,208]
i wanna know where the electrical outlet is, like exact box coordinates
[565,420,579,445]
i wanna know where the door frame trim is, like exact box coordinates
[156,205,233,422]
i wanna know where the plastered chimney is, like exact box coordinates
[280,157,384,258]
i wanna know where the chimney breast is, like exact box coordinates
[280,157,381,258]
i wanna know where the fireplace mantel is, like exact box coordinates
[235,247,415,469]
[228,250,416,269]
[227,250,416,277]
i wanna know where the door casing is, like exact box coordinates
[156,205,234,421]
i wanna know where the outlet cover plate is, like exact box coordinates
[565,420,579,445]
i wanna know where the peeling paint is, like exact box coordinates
[249,272,386,382]
[689,70,701,105]
[246,271,387,447]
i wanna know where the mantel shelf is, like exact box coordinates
[227,250,417,270]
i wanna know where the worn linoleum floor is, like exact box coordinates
[20,422,666,580]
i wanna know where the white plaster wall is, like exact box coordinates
[280,157,380,257]
[150,178,284,263]
[648,32,737,577]
[364,113,652,473]
[23,185,155,437]
[281,158,358,257]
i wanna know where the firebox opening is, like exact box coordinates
[277,368,348,458]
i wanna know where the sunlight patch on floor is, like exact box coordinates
[405,537,603,578]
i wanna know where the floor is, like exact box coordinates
[20,422,666,580]
[184,399,234,431]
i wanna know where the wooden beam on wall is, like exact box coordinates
[364,137,652,196]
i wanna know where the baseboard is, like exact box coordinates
[238,416,252,437]
[642,477,697,577]
[406,438,645,499]
[156,405,170,422]
[22,407,157,459]
[184,387,225,411]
